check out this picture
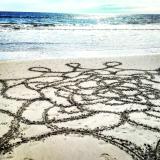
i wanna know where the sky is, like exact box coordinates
[0,0,160,14]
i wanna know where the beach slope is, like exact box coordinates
[0,54,160,160]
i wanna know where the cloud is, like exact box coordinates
[0,0,160,13]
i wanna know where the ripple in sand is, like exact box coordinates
[56,113,120,130]
[5,84,40,100]
[102,123,160,150]
[0,95,25,114]
[84,103,147,112]
[0,112,13,137]
[22,100,53,122]
[1,135,133,160]
[129,112,160,130]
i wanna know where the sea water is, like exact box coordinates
[0,11,160,60]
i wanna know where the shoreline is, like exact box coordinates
[0,52,160,64]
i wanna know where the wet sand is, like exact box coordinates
[0,54,160,160]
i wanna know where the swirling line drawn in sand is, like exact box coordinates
[0,61,160,160]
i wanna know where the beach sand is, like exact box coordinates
[0,54,160,160]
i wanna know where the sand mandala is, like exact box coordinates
[0,61,160,160]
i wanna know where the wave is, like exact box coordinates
[0,23,160,31]
[0,23,56,30]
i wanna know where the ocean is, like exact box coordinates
[0,11,160,60]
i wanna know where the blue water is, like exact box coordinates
[0,11,160,60]
[0,12,160,27]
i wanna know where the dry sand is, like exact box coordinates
[0,54,160,160]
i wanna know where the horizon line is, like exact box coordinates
[0,10,160,16]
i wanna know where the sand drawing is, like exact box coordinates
[0,61,160,159]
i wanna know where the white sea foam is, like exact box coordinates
[0,24,160,60]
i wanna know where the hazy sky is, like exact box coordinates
[0,0,160,14]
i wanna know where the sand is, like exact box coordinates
[0,54,160,160]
